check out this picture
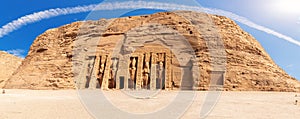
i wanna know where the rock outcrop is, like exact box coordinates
[4,11,300,91]
[0,51,22,88]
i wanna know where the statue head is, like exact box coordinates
[159,61,163,68]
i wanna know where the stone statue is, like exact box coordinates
[157,53,162,62]
[97,63,105,87]
[157,61,164,89]
[129,67,136,89]
[110,59,118,80]
[108,68,115,89]
[158,61,164,79]
[108,59,118,89]
[98,63,105,78]
[112,59,118,71]
[142,62,150,89]
[132,58,136,67]
[100,62,105,71]
[129,58,137,89]
[130,67,136,79]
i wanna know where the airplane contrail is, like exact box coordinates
[0,1,299,46]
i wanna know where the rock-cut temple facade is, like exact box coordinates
[5,11,300,92]
[74,13,227,90]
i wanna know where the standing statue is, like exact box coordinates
[85,63,92,88]
[97,63,105,88]
[158,53,162,61]
[132,58,136,67]
[108,68,115,89]
[129,58,137,89]
[157,61,164,89]
[112,59,118,72]
[142,62,150,89]
[99,63,105,76]
[129,67,136,89]
[109,59,118,89]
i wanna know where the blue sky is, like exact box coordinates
[0,0,299,80]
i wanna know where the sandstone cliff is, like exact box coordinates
[4,11,300,91]
[0,51,22,88]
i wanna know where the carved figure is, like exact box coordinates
[129,58,137,89]
[157,61,164,89]
[112,59,118,71]
[142,62,150,88]
[108,59,118,89]
[97,63,105,88]
[108,68,115,88]
[158,61,164,79]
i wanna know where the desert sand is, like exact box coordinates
[1,89,300,119]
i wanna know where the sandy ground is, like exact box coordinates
[1,89,300,119]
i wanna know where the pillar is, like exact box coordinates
[165,52,172,90]
[87,56,97,89]
[150,53,157,90]
[135,55,143,90]
[90,55,100,89]
[144,53,150,89]
[102,55,111,90]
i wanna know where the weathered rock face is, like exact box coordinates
[4,11,300,91]
[3,23,80,89]
[0,51,22,88]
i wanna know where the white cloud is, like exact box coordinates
[202,8,300,47]
[5,49,25,58]
[0,1,300,47]
[0,4,97,38]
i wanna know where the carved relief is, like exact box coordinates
[142,53,150,89]
[108,58,118,89]
[157,61,165,89]
[129,57,137,89]
[85,41,190,91]
[96,56,106,88]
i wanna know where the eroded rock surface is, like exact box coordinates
[4,11,300,91]
[0,51,22,88]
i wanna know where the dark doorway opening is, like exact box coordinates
[119,76,124,89]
